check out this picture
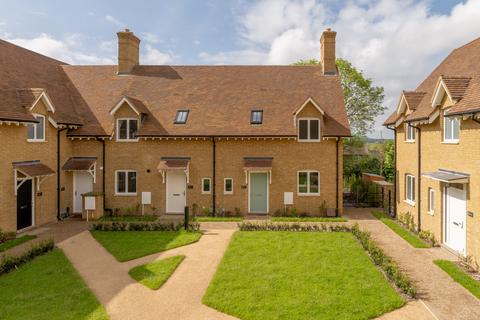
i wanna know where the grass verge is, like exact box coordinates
[194,217,243,222]
[203,231,404,320]
[91,230,202,262]
[97,215,157,222]
[0,235,36,252]
[129,255,185,290]
[434,260,480,299]
[371,211,430,248]
[270,217,347,222]
[0,249,107,320]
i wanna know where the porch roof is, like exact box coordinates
[157,157,191,171]
[62,157,97,171]
[422,169,469,184]
[243,157,273,170]
[13,160,55,177]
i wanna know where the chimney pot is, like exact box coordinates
[117,29,140,75]
[320,28,337,75]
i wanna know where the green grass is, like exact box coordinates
[0,235,36,252]
[203,231,404,320]
[371,211,430,248]
[194,217,243,222]
[91,230,202,262]
[270,216,348,222]
[0,249,107,320]
[129,255,185,290]
[97,215,157,222]
[434,260,480,299]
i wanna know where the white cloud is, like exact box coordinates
[105,15,123,27]
[141,32,162,44]
[200,0,480,137]
[6,33,115,64]
[141,44,175,64]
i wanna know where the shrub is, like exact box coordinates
[418,230,438,247]
[91,221,200,232]
[238,222,351,232]
[0,229,16,244]
[0,239,54,275]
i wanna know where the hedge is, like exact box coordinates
[0,239,54,276]
[91,221,200,232]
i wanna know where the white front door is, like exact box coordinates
[74,172,93,213]
[444,186,467,256]
[166,171,186,214]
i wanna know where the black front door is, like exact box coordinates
[17,179,33,230]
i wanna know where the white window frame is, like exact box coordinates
[174,110,189,124]
[224,178,233,195]
[405,123,415,142]
[297,118,320,142]
[443,112,460,143]
[297,170,320,196]
[405,174,415,205]
[428,188,435,214]
[115,170,137,196]
[201,178,211,194]
[116,118,139,142]
[27,114,46,142]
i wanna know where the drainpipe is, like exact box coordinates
[386,126,397,217]
[57,127,68,220]
[98,138,106,212]
[212,137,216,215]
[409,124,422,231]
[335,138,339,216]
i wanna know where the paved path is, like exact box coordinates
[345,208,480,320]
[58,228,238,320]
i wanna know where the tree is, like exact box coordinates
[294,58,385,136]
[383,140,395,182]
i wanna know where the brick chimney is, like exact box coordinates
[117,29,140,75]
[320,28,337,75]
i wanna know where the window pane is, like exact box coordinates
[251,111,262,124]
[27,123,35,139]
[309,120,319,140]
[452,118,459,140]
[117,172,126,193]
[309,172,319,193]
[128,120,138,139]
[411,126,415,140]
[127,172,136,193]
[411,177,415,201]
[35,116,44,140]
[175,111,188,123]
[203,179,210,192]
[299,120,309,140]
[119,120,128,139]
[225,179,232,192]
[444,116,452,140]
[298,172,308,193]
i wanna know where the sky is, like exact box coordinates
[1,0,479,138]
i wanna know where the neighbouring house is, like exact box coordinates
[384,37,480,267]
[0,28,350,232]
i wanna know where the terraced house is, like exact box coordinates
[384,37,480,267]
[0,28,350,232]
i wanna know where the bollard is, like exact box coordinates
[184,206,189,230]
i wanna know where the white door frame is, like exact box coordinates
[73,171,93,213]
[248,171,269,214]
[443,185,467,256]
[166,171,187,214]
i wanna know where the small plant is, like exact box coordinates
[318,200,327,217]
[191,203,199,217]
[151,206,158,215]
[418,230,438,247]
[135,203,141,215]
[234,207,241,217]
[113,208,121,216]
[202,206,210,216]
[0,229,16,244]
[290,207,298,217]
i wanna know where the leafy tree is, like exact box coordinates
[294,58,385,136]
[383,140,395,182]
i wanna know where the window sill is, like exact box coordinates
[404,200,416,206]
[441,141,459,145]
[297,139,321,143]
[224,192,233,195]
[404,140,415,143]
[27,139,47,143]
[114,193,137,197]
[297,193,320,197]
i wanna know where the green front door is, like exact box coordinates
[249,172,268,213]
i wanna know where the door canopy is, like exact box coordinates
[13,160,55,195]
[62,157,97,183]
[157,157,190,183]
[243,157,273,184]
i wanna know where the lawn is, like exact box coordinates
[270,217,348,222]
[0,249,107,320]
[194,216,243,222]
[97,215,157,222]
[91,230,202,262]
[0,235,36,252]
[371,211,430,248]
[129,255,185,290]
[203,231,404,320]
[434,260,480,299]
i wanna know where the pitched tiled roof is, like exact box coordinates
[63,65,350,137]
[448,77,480,115]
[403,91,426,111]
[384,37,480,124]
[0,40,83,125]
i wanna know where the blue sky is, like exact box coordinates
[0,0,479,138]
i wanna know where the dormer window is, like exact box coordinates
[117,118,138,141]
[175,110,189,124]
[298,118,320,141]
[27,114,45,142]
[251,110,263,124]
[443,112,460,143]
